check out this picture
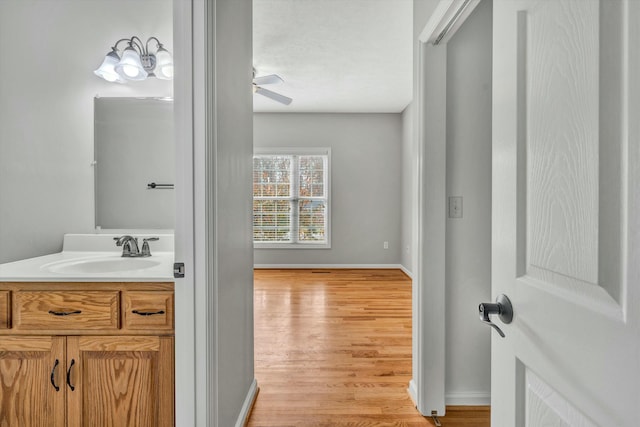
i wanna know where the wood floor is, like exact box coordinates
[248,269,490,427]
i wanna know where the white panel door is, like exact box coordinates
[491,0,640,426]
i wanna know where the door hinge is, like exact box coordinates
[173,262,185,278]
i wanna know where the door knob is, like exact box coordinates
[478,294,513,338]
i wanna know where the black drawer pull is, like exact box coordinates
[48,310,82,316]
[50,359,60,391]
[132,310,165,316]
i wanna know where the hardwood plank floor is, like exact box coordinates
[248,269,490,427]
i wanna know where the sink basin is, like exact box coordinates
[44,257,162,274]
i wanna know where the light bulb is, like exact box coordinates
[114,46,147,81]
[154,46,174,80]
[122,64,140,78]
[103,73,119,82]
[161,66,173,79]
[93,50,126,84]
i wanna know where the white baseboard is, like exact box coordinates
[234,378,259,427]
[407,380,418,407]
[445,391,491,406]
[399,264,413,279]
[253,263,405,269]
[407,382,489,413]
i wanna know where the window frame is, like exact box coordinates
[253,147,331,249]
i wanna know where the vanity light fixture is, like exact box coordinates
[94,36,173,83]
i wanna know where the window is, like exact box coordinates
[253,148,330,248]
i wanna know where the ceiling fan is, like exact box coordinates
[253,70,292,105]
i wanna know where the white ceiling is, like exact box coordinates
[253,0,413,113]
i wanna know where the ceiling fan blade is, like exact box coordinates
[255,86,292,105]
[253,74,284,86]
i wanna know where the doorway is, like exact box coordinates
[174,0,495,424]
[412,0,493,415]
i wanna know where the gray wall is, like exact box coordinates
[212,0,255,425]
[400,103,416,273]
[254,113,402,266]
[0,0,173,264]
[444,0,492,402]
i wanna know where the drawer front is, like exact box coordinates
[13,291,119,331]
[0,291,9,329]
[124,291,174,331]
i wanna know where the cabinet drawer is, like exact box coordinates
[124,291,174,331]
[13,291,119,331]
[0,291,9,329]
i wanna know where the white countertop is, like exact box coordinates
[0,234,174,282]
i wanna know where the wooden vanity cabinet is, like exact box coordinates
[0,282,174,427]
[66,335,174,427]
[0,336,66,427]
[0,291,10,329]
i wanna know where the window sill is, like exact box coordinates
[254,242,331,249]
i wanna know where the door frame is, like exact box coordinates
[173,0,207,425]
[174,1,255,425]
[176,0,491,423]
[410,0,481,416]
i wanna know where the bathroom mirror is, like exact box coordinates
[94,97,175,229]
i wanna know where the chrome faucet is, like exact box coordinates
[113,235,140,257]
[114,236,159,257]
[141,237,159,256]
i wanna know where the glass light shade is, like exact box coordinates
[93,51,126,83]
[114,47,148,81]
[154,47,174,80]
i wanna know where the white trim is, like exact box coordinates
[418,0,482,45]
[254,146,330,156]
[254,244,331,249]
[445,391,491,406]
[254,264,405,270]
[399,264,413,279]
[408,379,419,406]
[234,379,259,427]
[414,38,447,418]
[412,384,490,408]
[190,0,213,424]
[413,0,480,418]
[173,0,196,425]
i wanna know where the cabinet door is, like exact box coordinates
[0,336,65,427]
[66,336,174,427]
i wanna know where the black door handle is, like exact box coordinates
[478,294,513,338]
